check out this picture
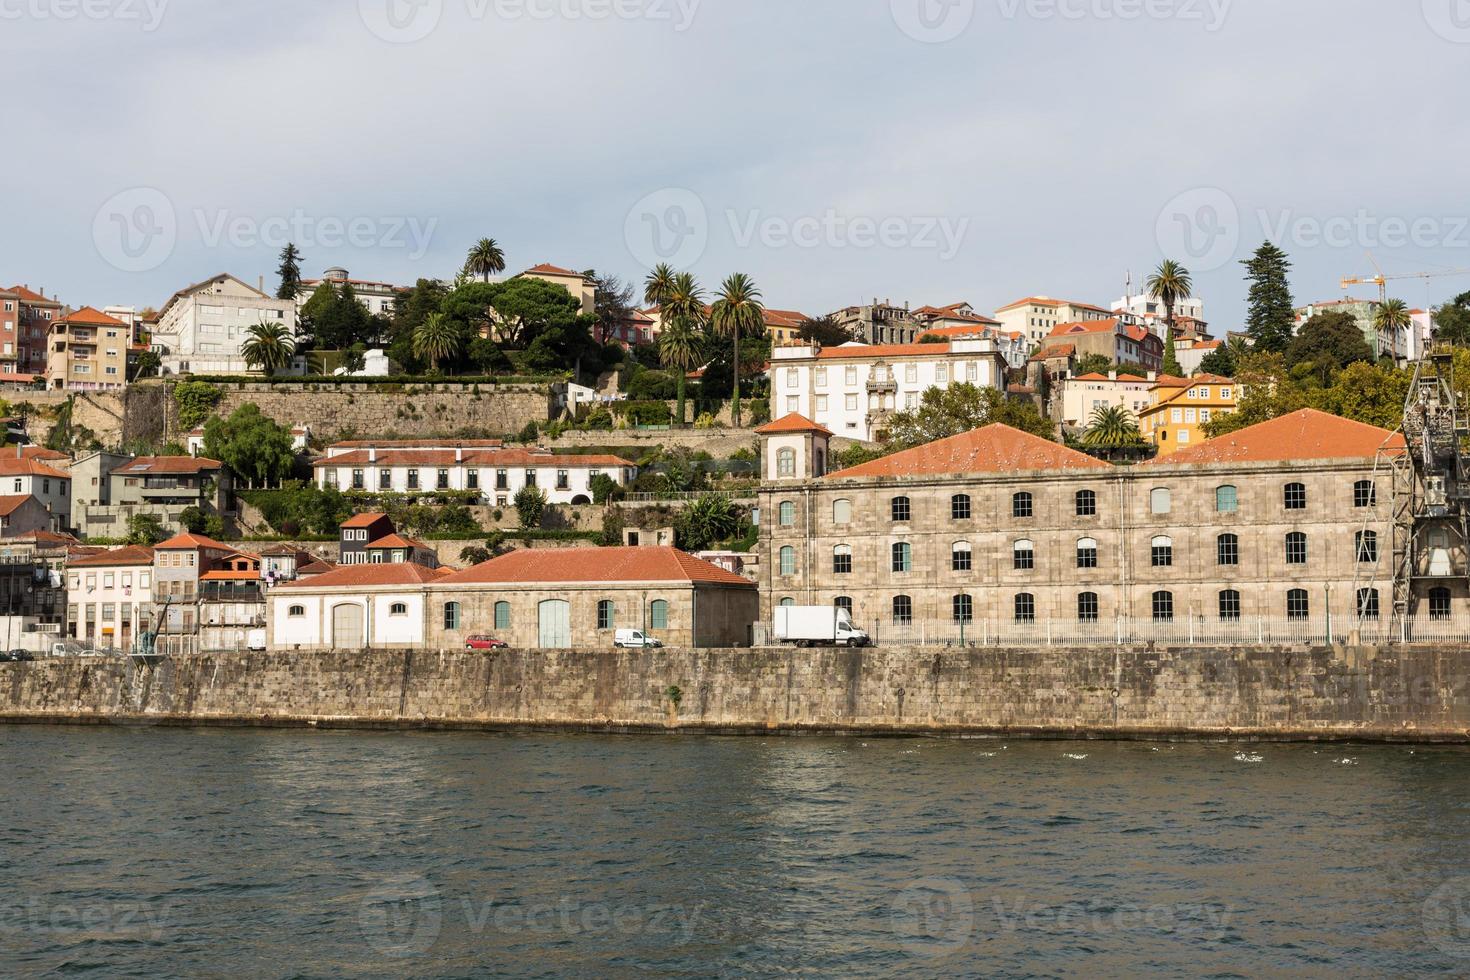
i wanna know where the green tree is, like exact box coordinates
[659,272,706,425]
[1081,405,1143,448]
[1163,332,1183,377]
[589,473,621,504]
[1197,343,1236,378]
[1074,353,1115,376]
[1201,352,1306,438]
[1242,241,1296,353]
[202,403,297,488]
[710,273,765,428]
[1286,311,1373,383]
[514,485,546,529]
[643,263,677,311]
[1432,292,1470,346]
[241,320,297,374]
[178,505,207,534]
[299,280,379,351]
[1146,258,1193,348]
[464,238,506,282]
[1316,360,1410,429]
[460,545,493,566]
[885,383,1053,449]
[413,312,462,373]
[598,508,625,547]
[796,315,851,347]
[173,381,221,430]
[1373,298,1413,357]
[275,242,304,300]
[131,349,162,381]
[125,513,167,546]
[675,494,746,552]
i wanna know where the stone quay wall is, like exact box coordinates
[3,644,1470,742]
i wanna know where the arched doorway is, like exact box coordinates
[538,600,571,649]
[332,603,365,648]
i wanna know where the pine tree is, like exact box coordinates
[1242,242,1295,353]
[276,243,304,300]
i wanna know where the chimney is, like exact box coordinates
[455,445,464,463]
[1108,371,1117,381]
[369,446,377,464]
[258,275,264,292]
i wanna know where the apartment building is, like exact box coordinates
[151,273,298,375]
[769,340,1008,443]
[1139,375,1238,456]
[1044,318,1165,373]
[1112,292,1207,336]
[296,267,406,318]
[2,285,62,376]
[757,410,1408,641]
[46,307,131,390]
[65,545,154,651]
[995,296,1115,347]
[78,456,230,540]
[0,454,71,531]
[1057,372,1157,428]
[1294,298,1403,362]
[313,443,635,506]
[151,532,236,655]
[199,550,265,652]
[830,300,920,345]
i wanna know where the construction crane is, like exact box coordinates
[1341,253,1470,304]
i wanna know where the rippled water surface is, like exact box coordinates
[2,728,1469,977]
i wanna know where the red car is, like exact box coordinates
[465,636,510,650]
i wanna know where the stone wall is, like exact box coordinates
[4,390,131,446]
[3,644,1470,742]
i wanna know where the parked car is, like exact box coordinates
[465,636,510,651]
[0,649,35,663]
[615,629,663,649]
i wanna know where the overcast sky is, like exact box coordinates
[4,0,1469,327]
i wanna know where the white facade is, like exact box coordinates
[1112,292,1206,341]
[313,446,635,506]
[1058,373,1156,428]
[770,340,1007,443]
[67,561,152,650]
[152,274,298,375]
[0,462,70,530]
[269,589,427,650]
[297,268,404,319]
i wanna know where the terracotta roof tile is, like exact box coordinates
[827,424,1105,480]
[200,570,261,582]
[367,534,429,550]
[524,263,586,278]
[277,563,450,590]
[814,343,953,359]
[115,456,222,475]
[755,413,833,436]
[155,532,232,551]
[0,458,69,479]
[1144,409,1406,466]
[341,512,391,529]
[314,449,632,468]
[67,545,155,567]
[56,306,126,327]
[0,495,38,517]
[996,296,1062,312]
[442,547,754,588]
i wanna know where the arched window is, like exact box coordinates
[892,542,912,573]
[1151,535,1174,568]
[832,545,853,575]
[891,496,911,523]
[777,448,796,477]
[1012,491,1034,519]
[951,541,973,572]
[779,546,797,576]
[1284,483,1307,510]
[779,597,796,608]
[834,596,854,615]
[1356,531,1379,564]
[288,605,306,618]
[390,602,408,616]
[832,498,852,525]
[1075,490,1097,517]
[952,594,973,624]
[1077,592,1099,623]
[1217,533,1239,566]
[1357,588,1380,621]
[892,595,913,625]
[778,501,796,527]
[1151,488,1172,515]
[596,600,615,630]
[1216,485,1238,513]
[1219,590,1241,621]
[1076,537,1098,569]
[1013,539,1035,571]
[443,601,461,631]
[951,494,972,520]
[494,601,511,630]
[1152,591,1175,622]
[649,600,669,629]
[1430,588,1453,621]
[1287,589,1310,621]
[1354,480,1377,508]
[1285,532,1308,566]
[1014,593,1036,623]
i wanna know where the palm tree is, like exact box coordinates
[413,312,461,373]
[1081,405,1142,448]
[241,321,296,375]
[1146,259,1194,351]
[464,238,506,283]
[710,273,765,428]
[643,263,678,315]
[1373,298,1413,360]
[659,272,706,426]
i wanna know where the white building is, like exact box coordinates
[1057,371,1157,429]
[0,455,71,531]
[1112,292,1207,341]
[312,442,636,506]
[770,339,1008,443]
[296,268,406,319]
[65,545,154,651]
[266,563,448,651]
[187,424,309,457]
[152,273,298,375]
[995,296,1116,348]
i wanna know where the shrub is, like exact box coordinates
[590,473,622,505]
[173,381,222,430]
[694,412,720,430]
[515,486,546,529]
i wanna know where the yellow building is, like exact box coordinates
[1139,374,1237,457]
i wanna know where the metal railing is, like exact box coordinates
[753,615,1470,648]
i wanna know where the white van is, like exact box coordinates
[615,629,663,649]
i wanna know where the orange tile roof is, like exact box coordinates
[56,306,126,327]
[1144,409,1406,466]
[813,343,953,359]
[827,423,1106,480]
[277,563,452,590]
[1071,372,1151,384]
[367,534,429,550]
[314,449,632,468]
[0,457,68,479]
[155,532,232,551]
[8,529,79,546]
[68,545,155,567]
[524,263,586,278]
[443,547,753,588]
[115,456,222,475]
[19,447,68,462]
[6,285,59,305]
[341,512,390,529]
[1048,317,1122,338]
[0,495,37,517]
[996,296,1062,313]
[200,570,261,582]
[1029,343,1075,361]
[755,413,833,437]
[328,439,504,450]
[763,308,811,329]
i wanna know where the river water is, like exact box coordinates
[1,728,1468,978]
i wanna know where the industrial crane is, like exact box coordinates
[1341,252,1470,303]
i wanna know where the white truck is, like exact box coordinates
[773,606,871,648]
